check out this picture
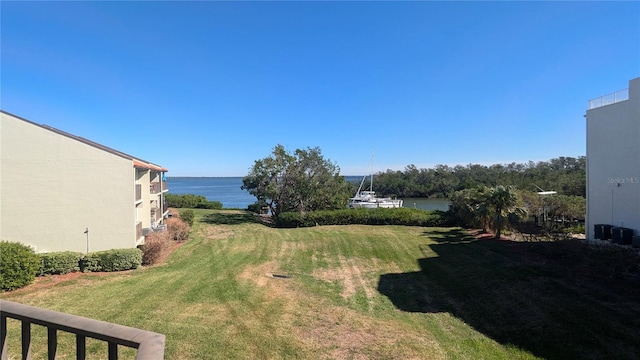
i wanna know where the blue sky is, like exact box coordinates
[2,1,638,176]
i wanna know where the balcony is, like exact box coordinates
[150,208,162,223]
[588,88,629,110]
[0,300,165,359]
[149,181,168,195]
[150,182,161,194]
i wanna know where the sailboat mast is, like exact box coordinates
[370,148,374,191]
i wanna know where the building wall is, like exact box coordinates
[586,78,640,240]
[1,112,136,253]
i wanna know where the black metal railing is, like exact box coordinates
[1,300,165,359]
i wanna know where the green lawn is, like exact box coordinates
[2,209,639,359]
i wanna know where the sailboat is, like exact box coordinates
[348,174,403,209]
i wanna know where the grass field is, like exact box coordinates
[2,209,640,359]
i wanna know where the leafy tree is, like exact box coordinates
[242,145,352,218]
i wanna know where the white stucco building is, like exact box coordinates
[0,111,169,253]
[585,77,640,243]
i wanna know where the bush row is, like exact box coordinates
[166,193,222,209]
[37,248,143,274]
[274,208,452,228]
[38,251,83,276]
[80,248,142,272]
[0,241,144,292]
[1,215,192,291]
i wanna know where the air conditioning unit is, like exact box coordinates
[142,228,152,236]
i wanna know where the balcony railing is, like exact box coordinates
[0,300,165,359]
[588,88,629,109]
[161,181,167,192]
[150,182,161,194]
[150,208,161,223]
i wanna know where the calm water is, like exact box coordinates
[166,177,450,211]
[167,177,255,209]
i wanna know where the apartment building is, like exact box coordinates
[585,77,640,244]
[0,110,169,253]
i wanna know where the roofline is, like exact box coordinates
[1,110,168,172]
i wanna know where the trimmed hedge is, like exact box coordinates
[274,208,452,228]
[166,193,222,209]
[80,248,143,272]
[38,251,83,276]
[0,241,40,291]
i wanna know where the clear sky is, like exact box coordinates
[2,1,638,176]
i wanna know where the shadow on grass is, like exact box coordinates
[378,229,640,360]
[419,228,476,243]
[199,211,263,225]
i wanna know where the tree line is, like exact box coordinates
[240,146,585,235]
[373,156,585,198]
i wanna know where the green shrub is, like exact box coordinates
[180,209,195,226]
[275,212,316,228]
[80,248,142,272]
[80,253,101,272]
[38,251,83,276]
[275,208,447,228]
[247,201,268,213]
[166,193,222,209]
[0,241,40,291]
[565,223,585,234]
[98,249,142,272]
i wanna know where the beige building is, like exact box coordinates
[585,77,640,243]
[0,110,169,253]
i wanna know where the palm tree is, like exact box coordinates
[450,187,489,231]
[487,185,527,239]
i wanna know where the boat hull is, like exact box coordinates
[349,199,403,209]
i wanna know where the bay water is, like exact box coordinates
[166,177,449,211]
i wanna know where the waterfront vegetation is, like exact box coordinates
[275,207,450,228]
[373,156,586,198]
[2,209,639,359]
[165,193,223,210]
